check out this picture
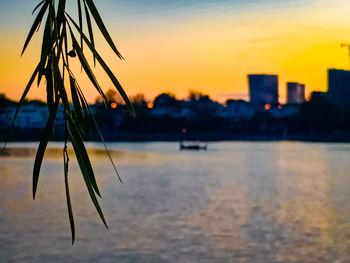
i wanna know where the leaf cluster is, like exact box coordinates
[11,0,134,243]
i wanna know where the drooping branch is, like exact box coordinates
[13,0,134,243]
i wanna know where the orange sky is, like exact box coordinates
[0,0,350,103]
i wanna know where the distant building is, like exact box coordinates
[328,69,350,109]
[150,106,196,120]
[218,100,255,121]
[0,105,47,129]
[270,104,300,118]
[287,82,305,104]
[0,106,16,128]
[248,74,279,111]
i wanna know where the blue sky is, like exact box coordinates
[0,0,320,26]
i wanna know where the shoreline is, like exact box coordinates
[2,131,350,143]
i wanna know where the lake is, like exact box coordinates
[1,141,350,262]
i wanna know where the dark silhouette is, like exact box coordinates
[2,90,350,142]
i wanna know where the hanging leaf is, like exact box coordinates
[83,0,96,65]
[32,0,45,15]
[64,147,75,244]
[69,29,107,102]
[13,0,134,243]
[22,2,48,56]
[77,0,83,51]
[67,114,106,224]
[33,97,60,199]
[85,0,124,59]
[67,14,135,117]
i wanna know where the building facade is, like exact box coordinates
[328,69,350,109]
[248,74,279,111]
[0,105,47,129]
[218,100,255,121]
[287,82,305,104]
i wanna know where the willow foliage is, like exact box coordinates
[15,0,134,243]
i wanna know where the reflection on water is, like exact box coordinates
[1,142,350,262]
[185,184,253,251]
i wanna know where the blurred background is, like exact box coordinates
[1,0,350,262]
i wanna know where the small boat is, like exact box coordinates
[180,140,208,150]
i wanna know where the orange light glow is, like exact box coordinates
[147,102,154,109]
[111,102,118,109]
[265,104,271,110]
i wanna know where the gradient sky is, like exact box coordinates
[1,0,350,103]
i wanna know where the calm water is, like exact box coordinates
[1,142,350,263]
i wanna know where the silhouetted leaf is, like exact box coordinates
[33,98,60,199]
[77,0,83,51]
[70,29,107,102]
[32,0,45,15]
[52,54,70,111]
[83,0,96,65]
[64,148,75,244]
[19,0,128,243]
[67,114,107,227]
[49,3,60,52]
[46,60,54,114]
[67,15,135,117]
[22,2,48,56]
[37,13,52,87]
[69,74,85,132]
[85,0,124,59]
[74,79,94,130]
[66,113,101,197]
[57,0,66,31]
[77,86,91,122]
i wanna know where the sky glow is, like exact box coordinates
[0,0,350,103]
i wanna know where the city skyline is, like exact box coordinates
[1,0,350,103]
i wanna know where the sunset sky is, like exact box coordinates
[1,0,350,103]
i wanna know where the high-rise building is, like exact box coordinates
[287,82,305,104]
[248,74,278,111]
[328,69,350,109]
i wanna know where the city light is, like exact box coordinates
[265,104,271,110]
[147,102,154,109]
[111,102,117,109]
